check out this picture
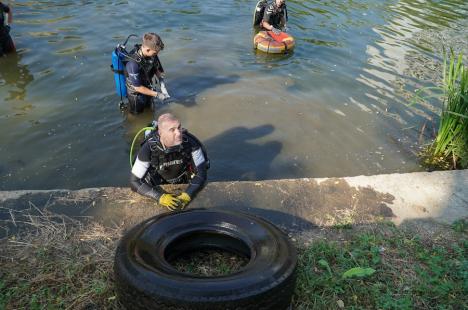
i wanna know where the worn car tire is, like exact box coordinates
[114,208,297,310]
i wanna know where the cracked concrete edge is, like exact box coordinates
[0,170,467,225]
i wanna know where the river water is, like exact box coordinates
[0,0,467,190]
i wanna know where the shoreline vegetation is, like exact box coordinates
[413,50,468,170]
[1,207,466,309]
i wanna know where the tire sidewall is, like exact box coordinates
[114,208,297,308]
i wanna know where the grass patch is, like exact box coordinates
[0,208,121,309]
[331,222,353,230]
[293,226,468,309]
[452,219,468,233]
[1,208,466,309]
[413,50,468,169]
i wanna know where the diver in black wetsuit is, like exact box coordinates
[124,33,170,114]
[260,0,288,34]
[0,1,14,56]
[130,113,208,210]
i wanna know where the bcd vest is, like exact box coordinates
[124,44,163,90]
[146,132,206,184]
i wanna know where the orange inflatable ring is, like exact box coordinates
[254,31,295,54]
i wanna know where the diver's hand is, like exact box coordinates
[176,192,191,209]
[159,194,181,211]
[155,92,167,101]
[283,25,289,32]
[271,27,281,35]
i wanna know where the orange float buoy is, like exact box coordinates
[254,31,295,54]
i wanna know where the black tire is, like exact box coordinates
[114,208,297,310]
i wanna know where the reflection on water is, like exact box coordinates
[0,0,467,190]
[0,52,34,102]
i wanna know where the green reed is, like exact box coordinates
[414,50,468,169]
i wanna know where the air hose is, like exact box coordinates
[130,126,155,168]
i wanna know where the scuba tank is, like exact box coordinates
[111,48,127,97]
[110,34,138,100]
[253,0,268,26]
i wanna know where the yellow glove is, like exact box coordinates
[176,192,191,209]
[159,194,181,211]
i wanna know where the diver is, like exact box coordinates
[255,0,288,35]
[130,113,208,210]
[0,1,14,56]
[125,32,170,114]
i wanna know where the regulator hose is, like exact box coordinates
[130,126,155,168]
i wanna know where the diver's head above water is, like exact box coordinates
[275,0,286,8]
[157,113,183,148]
[141,32,164,58]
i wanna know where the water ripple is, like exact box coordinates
[1,0,467,189]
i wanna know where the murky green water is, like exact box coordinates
[0,0,467,190]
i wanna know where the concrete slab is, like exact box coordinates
[337,169,468,224]
[0,170,467,237]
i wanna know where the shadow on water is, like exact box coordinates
[0,52,34,101]
[167,69,240,107]
[204,124,283,181]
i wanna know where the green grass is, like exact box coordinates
[0,244,117,309]
[452,219,468,233]
[1,212,466,309]
[0,211,121,309]
[293,226,468,309]
[414,50,468,169]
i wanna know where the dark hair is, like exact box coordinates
[142,33,164,52]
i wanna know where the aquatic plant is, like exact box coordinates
[413,50,468,169]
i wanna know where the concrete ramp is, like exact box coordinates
[0,170,467,237]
